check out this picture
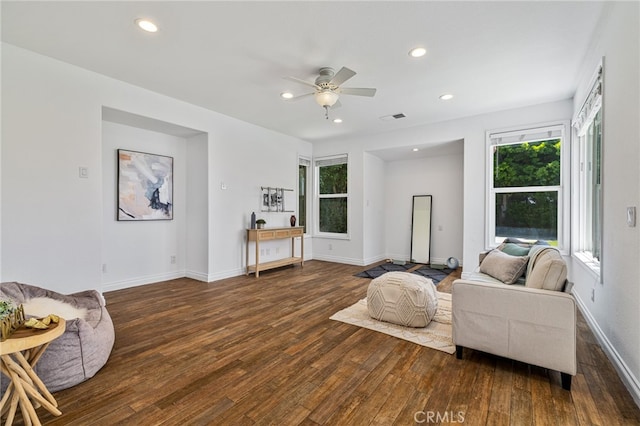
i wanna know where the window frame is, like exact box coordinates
[298,156,311,235]
[314,154,350,239]
[486,122,570,253]
[572,62,603,278]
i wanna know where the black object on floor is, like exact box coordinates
[354,262,417,279]
[355,263,454,284]
[411,266,454,284]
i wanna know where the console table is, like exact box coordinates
[246,227,304,277]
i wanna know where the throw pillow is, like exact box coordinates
[525,248,567,291]
[479,249,529,284]
[499,242,531,257]
[23,297,87,320]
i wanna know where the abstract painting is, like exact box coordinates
[117,149,173,221]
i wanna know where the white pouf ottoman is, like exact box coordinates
[367,271,438,327]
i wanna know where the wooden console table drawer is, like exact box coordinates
[246,227,304,277]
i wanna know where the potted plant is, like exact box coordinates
[256,219,266,229]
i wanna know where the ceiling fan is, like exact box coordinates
[284,67,377,119]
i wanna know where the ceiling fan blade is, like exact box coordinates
[339,87,377,97]
[329,67,356,86]
[284,76,319,89]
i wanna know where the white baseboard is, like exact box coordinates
[206,267,246,283]
[185,270,209,282]
[362,254,388,266]
[102,271,185,293]
[573,292,640,408]
[312,253,366,266]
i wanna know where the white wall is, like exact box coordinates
[1,43,312,293]
[384,147,463,265]
[569,2,640,405]
[101,122,187,290]
[313,100,572,268]
[362,152,386,264]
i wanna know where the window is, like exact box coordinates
[315,155,348,236]
[573,64,603,271]
[298,157,311,233]
[487,123,569,250]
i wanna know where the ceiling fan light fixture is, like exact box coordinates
[314,90,339,107]
[135,19,158,33]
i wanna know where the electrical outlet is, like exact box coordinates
[170,255,176,264]
[102,264,107,273]
[266,248,270,256]
[329,243,333,250]
[276,247,280,254]
[260,249,265,256]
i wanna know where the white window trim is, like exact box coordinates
[485,121,570,254]
[298,156,312,235]
[314,154,350,240]
[571,60,603,279]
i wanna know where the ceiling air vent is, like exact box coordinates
[380,113,406,121]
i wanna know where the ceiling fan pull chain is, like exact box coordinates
[324,105,330,120]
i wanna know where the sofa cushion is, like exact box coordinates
[479,249,529,284]
[499,242,531,257]
[367,272,438,327]
[525,247,567,291]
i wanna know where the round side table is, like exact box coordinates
[0,318,66,426]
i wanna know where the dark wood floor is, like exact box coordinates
[25,260,640,425]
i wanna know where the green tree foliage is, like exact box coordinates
[319,164,347,194]
[319,163,348,233]
[494,140,560,238]
[494,139,560,187]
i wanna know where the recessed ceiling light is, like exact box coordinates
[409,47,426,58]
[333,118,343,124]
[135,19,158,33]
[412,148,419,152]
[280,92,294,100]
[439,94,454,100]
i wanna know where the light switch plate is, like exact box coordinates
[627,207,636,227]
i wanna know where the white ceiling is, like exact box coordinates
[2,1,605,147]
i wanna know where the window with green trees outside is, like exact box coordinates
[316,155,348,235]
[488,124,567,249]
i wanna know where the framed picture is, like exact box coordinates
[117,149,173,221]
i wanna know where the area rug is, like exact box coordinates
[354,262,418,279]
[329,292,455,354]
[355,263,454,284]
[412,266,455,283]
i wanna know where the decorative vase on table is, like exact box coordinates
[250,212,256,229]
[290,215,296,227]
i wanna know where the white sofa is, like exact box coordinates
[452,243,576,390]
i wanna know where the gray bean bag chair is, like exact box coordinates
[0,282,114,393]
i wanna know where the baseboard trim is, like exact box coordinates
[362,254,387,266]
[574,292,640,408]
[312,254,366,266]
[185,270,209,282]
[206,268,246,283]
[102,271,185,293]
